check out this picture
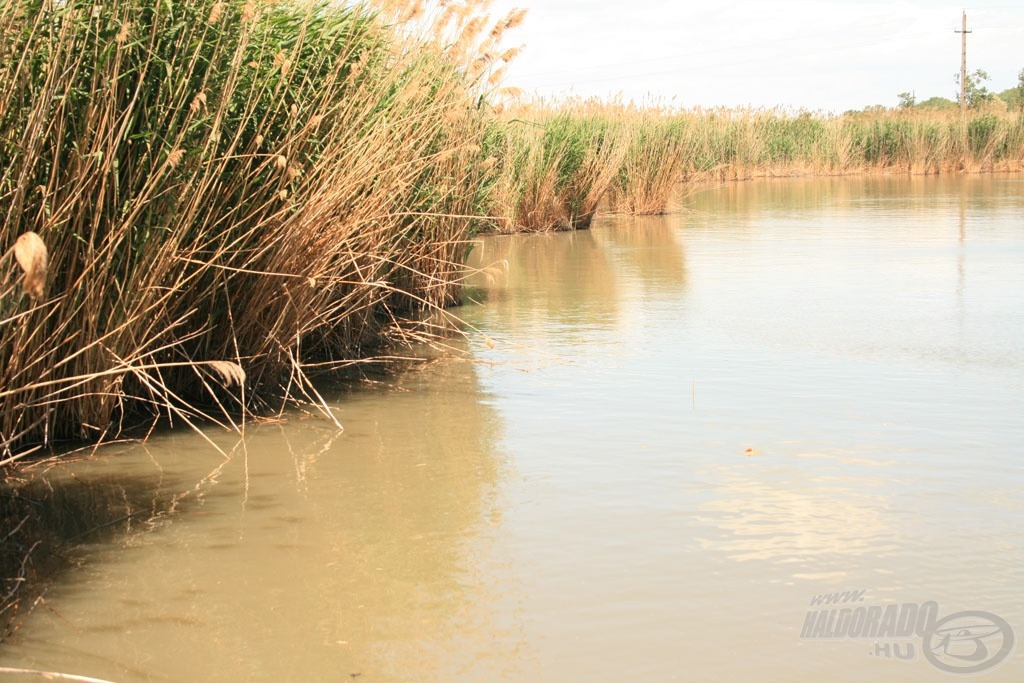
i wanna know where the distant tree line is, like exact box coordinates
[893,68,1024,112]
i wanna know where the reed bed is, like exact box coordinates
[483,103,1024,224]
[483,103,629,233]
[681,107,1024,179]
[0,0,518,460]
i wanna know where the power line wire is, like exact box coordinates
[522,28,939,89]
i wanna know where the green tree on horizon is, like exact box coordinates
[897,91,916,109]
[916,96,957,110]
[1009,68,1024,110]
[954,69,993,108]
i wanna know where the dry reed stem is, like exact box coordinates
[0,667,118,683]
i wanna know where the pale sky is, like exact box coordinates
[486,0,1024,112]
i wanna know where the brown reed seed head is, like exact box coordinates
[166,148,185,168]
[208,2,224,24]
[487,67,506,86]
[190,91,207,114]
[13,231,48,300]
[504,8,528,31]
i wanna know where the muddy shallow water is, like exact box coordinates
[2,175,1022,681]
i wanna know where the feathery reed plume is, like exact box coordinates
[166,148,186,168]
[116,22,131,45]
[208,2,224,23]
[189,91,207,115]
[499,47,521,63]
[12,232,48,300]
[503,8,527,30]
[206,360,246,388]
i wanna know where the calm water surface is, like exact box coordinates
[2,175,1022,681]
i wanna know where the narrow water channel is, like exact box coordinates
[2,175,1022,681]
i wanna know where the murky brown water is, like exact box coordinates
[2,175,1022,681]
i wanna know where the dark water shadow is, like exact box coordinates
[1,461,192,642]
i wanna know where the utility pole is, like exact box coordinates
[955,10,972,114]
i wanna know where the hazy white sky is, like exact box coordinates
[486,0,1024,112]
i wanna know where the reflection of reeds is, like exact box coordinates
[594,215,687,291]
[466,231,620,328]
[0,0,516,457]
[685,173,1024,223]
